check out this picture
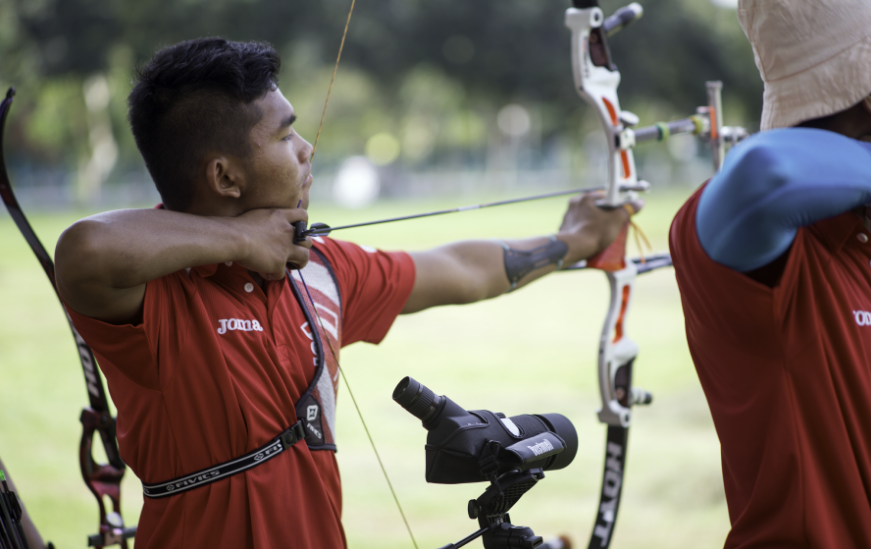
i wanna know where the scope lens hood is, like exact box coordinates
[536,413,579,470]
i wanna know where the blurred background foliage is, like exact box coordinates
[0,0,760,207]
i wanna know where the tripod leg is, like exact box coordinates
[438,526,488,549]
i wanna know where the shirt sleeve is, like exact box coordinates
[64,303,161,391]
[62,271,193,392]
[312,237,416,346]
[697,128,871,272]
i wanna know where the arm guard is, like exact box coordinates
[496,236,569,291]
[697,128,871,271]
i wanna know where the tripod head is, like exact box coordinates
[438,466,546,549]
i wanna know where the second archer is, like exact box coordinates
[52,38,640,548]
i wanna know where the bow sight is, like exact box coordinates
[393,377,578,548]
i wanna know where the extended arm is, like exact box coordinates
[697,128,871,272]
[402,193,636,313]
[56,208,311,324]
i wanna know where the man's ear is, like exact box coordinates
[204,155,244,199]
[864,94,871,114]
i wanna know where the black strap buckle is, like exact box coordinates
[280,420,306,450]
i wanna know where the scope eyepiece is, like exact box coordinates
[393,376,441,423]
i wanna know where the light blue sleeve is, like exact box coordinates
[696,128,871,272]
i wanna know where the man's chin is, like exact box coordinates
[300,175,313,209]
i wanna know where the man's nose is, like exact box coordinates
[299,135,314,163]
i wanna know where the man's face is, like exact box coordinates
[243,88,313,210]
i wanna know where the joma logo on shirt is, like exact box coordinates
[217,318,264,334]
[853,310,871,326]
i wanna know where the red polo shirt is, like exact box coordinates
[66,237,415,548]
[670,187,871,547]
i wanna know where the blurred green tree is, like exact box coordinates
[0,0,761,196]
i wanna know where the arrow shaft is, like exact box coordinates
[306,185,605,236]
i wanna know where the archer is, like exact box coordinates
[670,0,871,546]
[53,38,639,548]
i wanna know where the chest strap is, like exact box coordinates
[141,421,305,499]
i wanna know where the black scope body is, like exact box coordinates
[393,377,579,484]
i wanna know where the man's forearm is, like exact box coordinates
[57,209,249,291]
[453,237,567,298]
[496,236,572,291]
[403,191,631,314]
[404,234,588,313]
[56,207,308,324]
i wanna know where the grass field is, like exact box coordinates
[0,188,730,548]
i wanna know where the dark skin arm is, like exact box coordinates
[57,192,635,321]
[56,208,312,324]
[402,192,639,313]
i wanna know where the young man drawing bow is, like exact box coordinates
[54,38,638,547]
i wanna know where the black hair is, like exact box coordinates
[128,38,280,211]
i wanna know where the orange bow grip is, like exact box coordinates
[586,223,629,272]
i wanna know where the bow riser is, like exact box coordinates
[566,7,642,208]
[597,264,639,428]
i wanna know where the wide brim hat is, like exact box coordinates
[738,0,871,130]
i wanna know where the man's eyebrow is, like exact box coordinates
[277,114,297,133]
